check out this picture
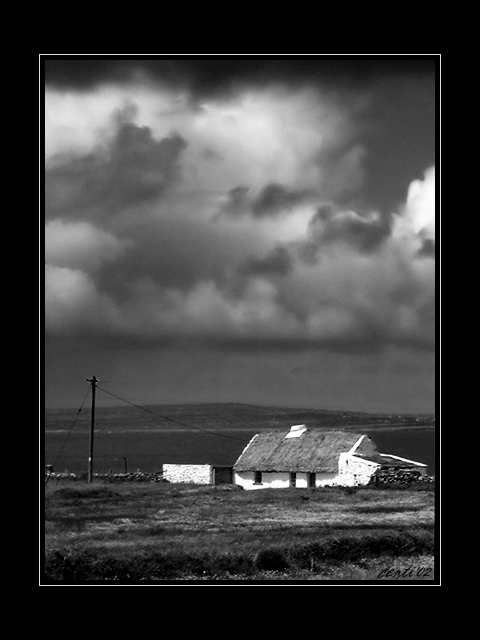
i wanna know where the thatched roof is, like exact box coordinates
[234,429,376,473]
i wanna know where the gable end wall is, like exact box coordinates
[338,453,379,486]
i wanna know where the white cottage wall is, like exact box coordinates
[163,464,213,484]
[234,471,291,489]
[235,470,343,489]
[295,473,308,488]
[338,453,379,486]
[315,473,339,487]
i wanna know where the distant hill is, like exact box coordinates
[44,402,435,432]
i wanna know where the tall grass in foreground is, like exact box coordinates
[44,482,435,582]
[44,529,434,581]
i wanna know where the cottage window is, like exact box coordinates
[254,471,263,484]
[290,472,296,487]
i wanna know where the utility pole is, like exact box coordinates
[87,376,98,483]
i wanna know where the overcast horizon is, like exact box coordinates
[44,56,437,414]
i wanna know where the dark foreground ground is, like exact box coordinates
[43,481,436,583]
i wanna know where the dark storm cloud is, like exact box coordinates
[218,183,312,219]
[218,186,250,218]
[97,213,237,295]
[44,58,436,415]
[45,118,187,219]
[417,238,436,258]
[43,56,437,95]
[252,183,312,218]
[240,246,294,277]
[45,62,436,358]
[299,204,393,262]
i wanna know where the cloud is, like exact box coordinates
[45,219,128,271]
[45,264,118,336]
[217,183,313,219]
[403,166,435,239]
[392,166,436,261]
[45,83,369,204]
[44,58,437,96]
[252,183,313,218]
[45,179,435,352]
[315,143,367,203]
[44,75,435,355]
[299,205,393,262]
[45,116,187,220]
[217,186,250,218]
[240,246,294,277]
[417,238,435,258]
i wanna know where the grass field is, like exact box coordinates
[43,481,436,583]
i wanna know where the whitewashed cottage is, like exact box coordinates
[233,425,427,489]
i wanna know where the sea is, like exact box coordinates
[44,404,436,477]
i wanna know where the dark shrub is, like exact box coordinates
[54,487,120,500]
[210,552,254,576]
[254,548,290,572]
[288,531,434,569]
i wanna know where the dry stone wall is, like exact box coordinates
[370,469,431,485]
[44,471,166,483]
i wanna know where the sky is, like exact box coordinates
[43,56,437,413]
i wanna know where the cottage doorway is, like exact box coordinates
[308,472,316,488]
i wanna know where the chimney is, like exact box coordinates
[285,424,307,439]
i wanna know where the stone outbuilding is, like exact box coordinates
[233,425,427,489]
[162,463,233,485]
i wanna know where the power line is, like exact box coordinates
[46,385,91,481]
[96,385,246,442]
